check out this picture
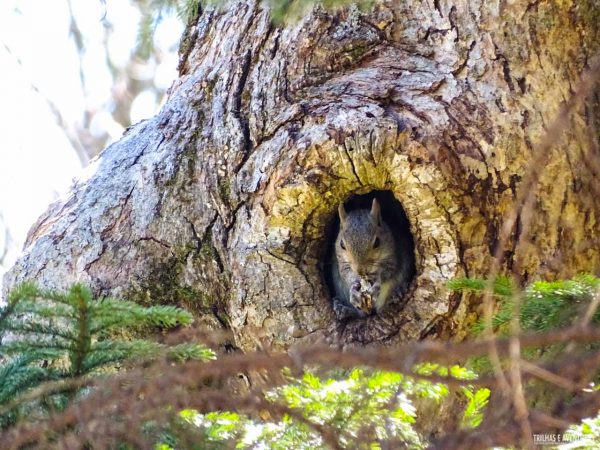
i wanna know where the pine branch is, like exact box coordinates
[70,284,91,376]
[0,281,212,428]
[2,339,74,355]
[449,274,600,335]
[0,352,63,404]
[167,343,217,362]
[83,339,164,371]
[447,275,514,299]
[90,298,193,332]
[0,320,76,342]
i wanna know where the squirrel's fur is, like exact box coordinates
[331,198,404,319]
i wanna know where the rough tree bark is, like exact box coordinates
[3,0,599,350]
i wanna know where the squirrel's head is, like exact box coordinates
[336,198,392,278]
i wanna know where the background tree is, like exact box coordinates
[0,0,185,287]
[3,0,599,353]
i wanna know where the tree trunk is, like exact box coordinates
[3,0,599,351]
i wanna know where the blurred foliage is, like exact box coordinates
[135,0,372,56]
[264,0,373,24]
[0,282,214,427]
[0,282,491,449]
[448,274,600,335]
[135,0,201,59]
[158,364,489,449]
[449,274,600,376]
[3,275,600,447]
[562,413,600,449]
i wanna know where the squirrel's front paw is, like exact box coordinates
[367,281,381,301]
[350,281,376,316]
[332,297,362,321]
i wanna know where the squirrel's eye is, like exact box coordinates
[340,240,346,250]
[373,237,380,249]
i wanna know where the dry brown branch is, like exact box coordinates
[518,359,577,392]
[472,55,600,448]
[582,289,600,327]
[3,325,600,449]
[431,390,600,450]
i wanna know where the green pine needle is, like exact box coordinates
[449,274,600,335]
[167,343,216,362]
[447,275,514,299]
[0,281,209,427]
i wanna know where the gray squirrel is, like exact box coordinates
[331,198,408,320]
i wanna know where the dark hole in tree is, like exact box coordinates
[323,190,416,315]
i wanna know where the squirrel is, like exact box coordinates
[331,198,405,320]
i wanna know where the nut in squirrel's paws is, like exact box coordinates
[350,279,375,315]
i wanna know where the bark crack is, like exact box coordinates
[186,214,224,273]
[342,141,363,186]
[232,49,253,173]
[83,185,137,275]
[177,5,206,75]
[222,201,248,252]
[452,40,476,76]
[264,248,296,266]
[392,97,432,124]
[434,0,443,17]
[492,42,515,92]
[444,105,491,175]
[255,107,304,148]
[295,206,319,300]
[138,236,173,252]
[448,5,459,42]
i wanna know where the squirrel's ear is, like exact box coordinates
[338,203,347,225]
[370,199,381,226]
